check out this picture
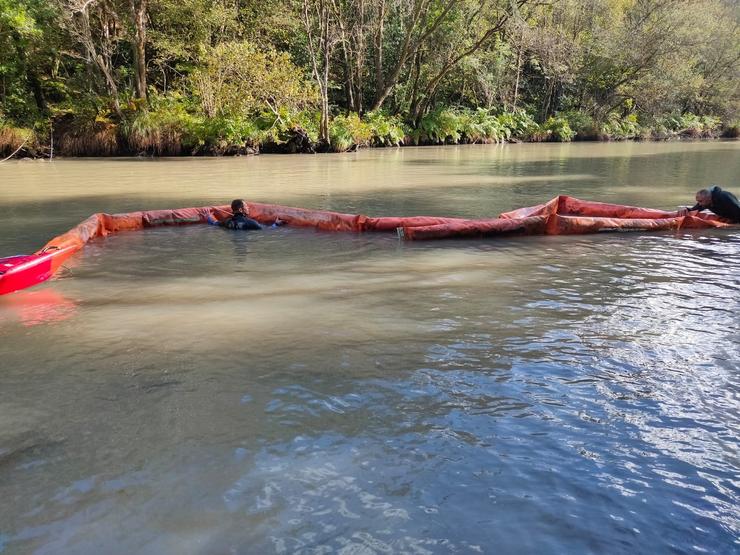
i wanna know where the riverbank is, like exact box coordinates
[2,108,738,160]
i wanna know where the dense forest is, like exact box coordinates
[1,0,738,157]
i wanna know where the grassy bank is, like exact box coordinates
[2,106,738,160]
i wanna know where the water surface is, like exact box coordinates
[0,142,739,554]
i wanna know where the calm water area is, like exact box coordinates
[0,141,738,554]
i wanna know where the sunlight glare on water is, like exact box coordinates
[0,141,739,554]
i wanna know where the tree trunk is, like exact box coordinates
[373,0,385,105]
[28,69,47,113]
[370,0,460,111]
[303,0,333,144]
[408,51,423,122]
[130,0,147,100]
[413,12,511,121]
[96,53,122,116]
[68,6,123,117]
[541,79,554,121]
[340,42,355,111]
[512,43,523,110]
[320,24,330,142]
[321,2,331,143]
[354,0,365,113]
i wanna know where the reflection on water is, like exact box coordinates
[0,290,76,327]
[0,142,739,554]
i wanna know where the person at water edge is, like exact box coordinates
[677,186,740,222]
[208,199,285,230]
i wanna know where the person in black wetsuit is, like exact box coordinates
[208,199,284,230]
[677,186,740,222]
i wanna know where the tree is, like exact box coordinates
[129,0,147,100]
[191,41,317,118]
[56,0,125,115]
[301,0,340,142]
[327,0,369,113]
[406,0,531,122]
[0,0,56,120]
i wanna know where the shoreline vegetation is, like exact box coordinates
[2,108,738,160]
[1,0,738,159]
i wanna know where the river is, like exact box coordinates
[1,141,739,554]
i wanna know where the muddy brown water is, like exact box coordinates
[0,142,738,554]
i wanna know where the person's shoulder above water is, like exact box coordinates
[676,185,740,222]
[207,198,286,230]
[710,185,739,204]
[710,186,740,222]
[223,212,263,230]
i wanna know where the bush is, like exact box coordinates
[528,116,575,142]
[411,108,464,144]
[256,107,320,145]
[191,41,317,119]
[188,116,261,155]
[364,110,406,146]
[496,110,537,141]
[601,113,641,140]
[721,120,740,138]
[121,94,198,155]
[0,120,35,157]
[698,115,721,138]
[329,112,373,152]
[655,113,721,139]
[54,110,119,156]
[459,108,505,143]
[562,111,601,140]
[676,113,703,138]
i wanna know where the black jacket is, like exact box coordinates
[219,213,263,230]
[690,186,740,222]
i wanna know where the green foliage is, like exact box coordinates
[601,113,641,140]
[363,111,407,147]
[528,116,575,142]
[329,113,373,152]
[256,107,320,145]
[495,111,538,141]
[699,116,722,135]
[148,0,242,67]
[0,0,39,36]
[681,114,721,138]
[561,111,600,140]
[121,95,322,155]
[188,116,261,154]
[412,108,463,145]
[408,108,541,145]
[407,108,579,145]
[458,108,505,143]
[190,41,317,119]
[1,0,736,156]
[546,117,575,142]
[0,119,36,156]
[654,113,722,139]
[0,0,50,123]
[121,93,199,155]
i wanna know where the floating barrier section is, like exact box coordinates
[397,196,736,240]
[0,196,736,295]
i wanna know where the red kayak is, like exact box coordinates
[0,251,65,295]
[1,197,737,295]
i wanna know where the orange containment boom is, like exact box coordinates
[397,195,738,240]
[1,196,737,295]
